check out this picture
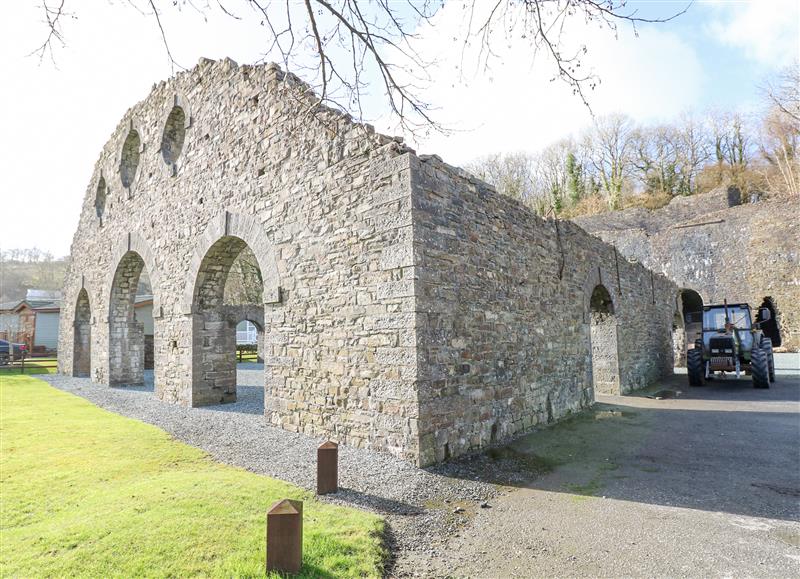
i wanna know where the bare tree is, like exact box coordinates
[584,113,634,208]
[29,0,688,133]
[630,124,679,195]
[764,61,800,124]
[759,108,799,196]
[673,113,710,194]
[466,152,538,203]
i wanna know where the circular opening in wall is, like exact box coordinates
[119,129,141,188]
[161,106,186,166]
[95,177,107,219]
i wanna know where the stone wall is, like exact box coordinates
[575,189,800,351]
[409,156,677,465]
[59,59,679,466]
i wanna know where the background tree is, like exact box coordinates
[584,113,634,209]
[673,113,710,195]
[0,249,69,302]
[565,151,585,206]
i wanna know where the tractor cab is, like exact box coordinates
[687,301,775,388]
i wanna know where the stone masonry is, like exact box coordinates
[58,59,678,466]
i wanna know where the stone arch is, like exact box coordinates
[756,296,781,347]
[107,233,163,387]
[182,212,280,313]
[679,288,704,351]
[72,288,92,377]
[188,233,270,406]
[588,283,620,395]
[582,266,618,322]
[108,233,163,314]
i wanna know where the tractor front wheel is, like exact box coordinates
[687,348,705,387]
[751,348,770,389]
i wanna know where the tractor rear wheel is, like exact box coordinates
[761,337,776,382]
[751,348,770,389]
[687,348,704,387]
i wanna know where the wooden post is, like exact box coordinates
[317,440,338,495]
[266,499,303,575]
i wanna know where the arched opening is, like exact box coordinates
[161,106,186,166]
[108,251,156,387]
[756,297,781,347]
[589,284,620,395]
[72,289,91,377]
[119,129,141,189]
[680,288,704,351]
[191,238,264,407]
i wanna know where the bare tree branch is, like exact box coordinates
[30,0,691,135]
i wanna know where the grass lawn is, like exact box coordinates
[0,358,58,375]
[0,375,385,577]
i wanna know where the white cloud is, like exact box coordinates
[707,0,800,67]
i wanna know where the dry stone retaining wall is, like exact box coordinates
[575,189,800,351]
[59,59,678,466]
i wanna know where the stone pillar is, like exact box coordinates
[109,320,145,386]
[590,317,620,395]
[72,319,92,377]
[191,310,236,406]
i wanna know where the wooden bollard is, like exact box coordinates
[266,499,303,575]
[317,440,338,495]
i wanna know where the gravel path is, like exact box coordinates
[39,370,500,577]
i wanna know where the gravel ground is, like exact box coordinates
[38,368,500,577]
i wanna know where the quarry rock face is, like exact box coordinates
[574,188,800,352]
[58,59,679,466]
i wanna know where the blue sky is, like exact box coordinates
[0,0,796,256]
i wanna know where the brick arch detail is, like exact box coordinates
[106,232,164,315]
[582,266,619,323]
[182,211,281,314]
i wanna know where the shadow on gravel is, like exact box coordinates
[201,385,265,415]
[337,488,425,516]
[437,371,800,523]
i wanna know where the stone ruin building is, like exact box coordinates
[58,58,680,466]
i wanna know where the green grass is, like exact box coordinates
[0,358,57,375]
[0,375,385,577]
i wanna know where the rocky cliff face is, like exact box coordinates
[575,188,800,351]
